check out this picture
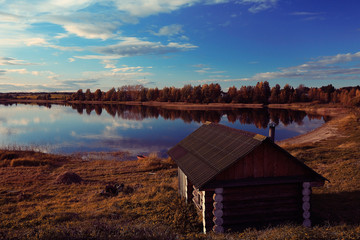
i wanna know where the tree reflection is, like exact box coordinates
[63,103,323,129]
[9,102,323,129]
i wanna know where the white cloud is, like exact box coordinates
[291,12,323,16]
[62,23,117,40]
[22,38,84,52]
[6,69,30,74]
[219,20,231,27]
[111,65,152,72]
[102,59,117,69]
[1,0,95,17]
[2,68,60,79]
[24,38,49,46]
[208,74,230,78]
[112,0,199,17]
[83,70,152,79]
[237,0,278,13]
[309,52,360,65]
[245,51,360,82]
[49,45,83,51]
[194,77,248,83]
[192,64,207,68]
[68,58,75,62]
[180,35,190,41]
[167,42,197,49]
[0,11,23,22]
[0,57,34,66]
[290,11,325,21]
[195,67,212,73]
[193,64,226,74]
[192,52,360,84]
[153,24,184,36]
[54,33,69,39]
[94,37,197,57]
[74,55,122,60]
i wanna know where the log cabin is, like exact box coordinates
[168,122,326,233]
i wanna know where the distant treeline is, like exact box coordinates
[69,82,360,106]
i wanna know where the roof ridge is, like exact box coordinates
[207,122,267,141]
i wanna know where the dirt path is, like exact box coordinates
[277,107,349,146]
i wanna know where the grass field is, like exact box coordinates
[0,107,359,239]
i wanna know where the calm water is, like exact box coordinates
[0,103,327,158]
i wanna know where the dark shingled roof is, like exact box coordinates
[168,122,268,189]
[168,122,326,189]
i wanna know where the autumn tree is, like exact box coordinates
[94,89,102,101]
[227,86,238,103]
[72,89,85,101]
[269,84,281,103]
[137,88,148,102]
[85,89,93,101]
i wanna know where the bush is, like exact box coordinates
[55,172,83,184]
[10,158,49,167]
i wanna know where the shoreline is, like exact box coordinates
[277,107,349,146]
[0,99,265,109]
[0,98,344,110]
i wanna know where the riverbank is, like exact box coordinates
[0,98,265,109]
[0,97,349,111]
[277,106,349,146]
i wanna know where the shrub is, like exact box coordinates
[55,172,83,184]
[10,158,50,167]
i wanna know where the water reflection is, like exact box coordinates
[0,103,327,157]
[68,103,327,129]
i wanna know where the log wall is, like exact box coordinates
[210,183,303,232]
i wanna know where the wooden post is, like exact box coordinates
[302,182,311,227]
[201,190,207,233]
[213,188,224,233]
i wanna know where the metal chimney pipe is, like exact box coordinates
[269,123,276,142]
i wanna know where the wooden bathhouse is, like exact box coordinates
[168,122,326,233]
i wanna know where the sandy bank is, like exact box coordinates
[277,107,349,146]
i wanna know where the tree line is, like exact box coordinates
[69,82,360,106]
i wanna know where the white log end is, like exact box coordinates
[302,188,311,196]
[303,182,311,189]
[303,219,311,228]
[302,202,310,211]
[213,193,223,202]
[215,188,224,194]
[213,225,224,233]
[303,211,311,219]
[213,217,224,226]
[213,209,223,218]
[213,201,223,210]
[302,195,310,202]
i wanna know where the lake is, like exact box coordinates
[0,103,327,159]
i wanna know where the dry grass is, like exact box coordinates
[1,107,360,239]
[0,153,200,239]
[282,109,360,228]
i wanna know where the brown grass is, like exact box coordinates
[0,153,200,239]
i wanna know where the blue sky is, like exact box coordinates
[1,0,360,92]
